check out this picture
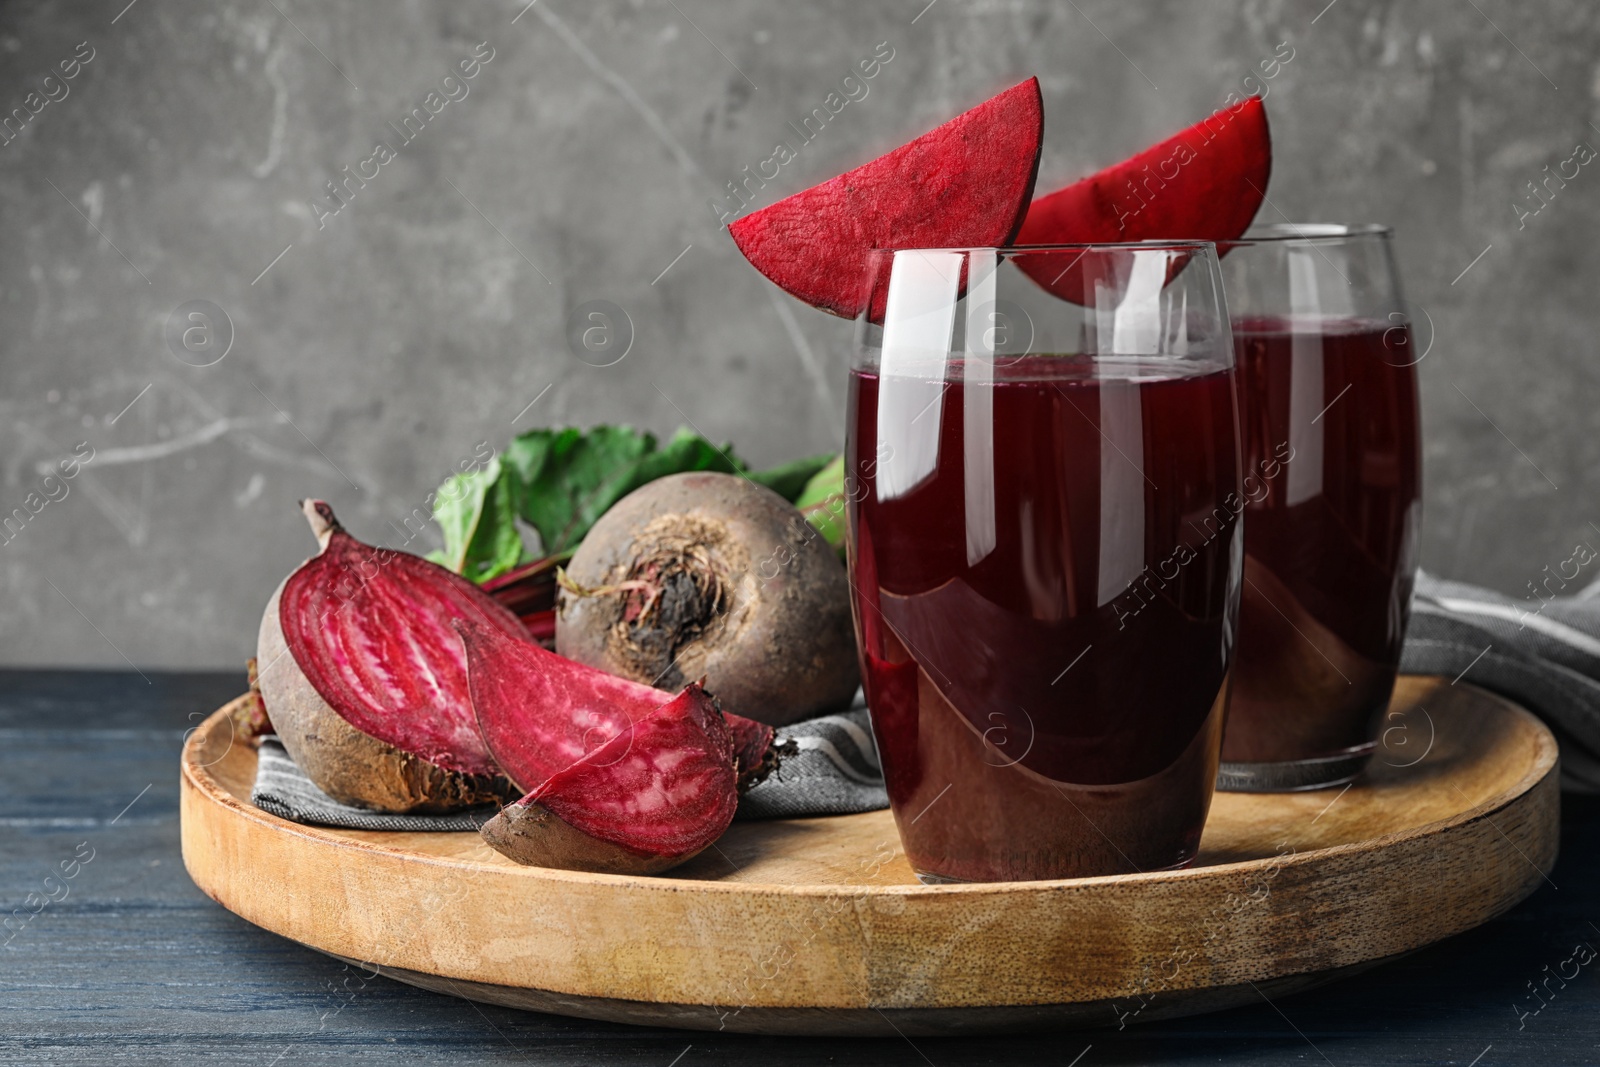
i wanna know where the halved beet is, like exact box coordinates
[455,613,777,792]
[1014,96,1270,301]
[256,500,529,812]
[729,77,1044,320]
[480,683,738,875]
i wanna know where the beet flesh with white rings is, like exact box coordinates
[479,683,740,875]
[555,472,860,728]
[255,499,528,813]
[455,612,777,792]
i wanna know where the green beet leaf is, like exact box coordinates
[433,426,751,578]
[513,426,747,555]
[427,456,526,582]
[432,425,846,581]
[794,453,847,552]
[747,452,835,503]
[632,427,748,491]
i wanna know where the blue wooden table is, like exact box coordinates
[4,669,1597,1065]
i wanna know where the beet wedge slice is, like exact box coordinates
[456,613,777,792]
[480,683,739,875]
[257,501,529,812]
[1014,96,1271,302]
[730,77,1044,321]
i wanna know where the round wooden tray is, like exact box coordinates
[180,676,1558,1036]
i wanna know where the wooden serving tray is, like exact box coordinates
[180,676,1558,1036]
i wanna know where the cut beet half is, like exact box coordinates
[456,613,776,792]
[274,502,530,776]
[258,501,531,812]
[479,683,739,875]
[1014,96,1271,303]
[729,77,1044,321]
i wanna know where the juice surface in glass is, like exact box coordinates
[847,356,1240,882]
[1224,315,1422,767]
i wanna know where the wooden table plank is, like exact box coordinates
[3,669,1598,1065]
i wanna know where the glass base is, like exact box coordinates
[1217,744,1374,793]
[914,871,971,886]
[911,852,1198,885]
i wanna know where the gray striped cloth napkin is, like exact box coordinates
[250,694,888,831]
[735,701,888,819]
[251,746,501,832]
[1403,569,1600,793]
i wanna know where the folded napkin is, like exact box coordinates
[1402,569,1600,793]
[252,744,501,832]
[251,694,889,832]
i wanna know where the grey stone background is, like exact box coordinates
[0,0,1595,669]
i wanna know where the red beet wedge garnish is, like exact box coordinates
[479,683,740,875]
[455,613,777,793]
[730,77,1045,321]
[1014,96,1271,301]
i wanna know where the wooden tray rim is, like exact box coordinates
[179,676,1562,1027]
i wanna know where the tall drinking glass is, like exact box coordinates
[847,243,1242,883]
[1217,224,1423,791]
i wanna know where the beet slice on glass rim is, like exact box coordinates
[1013,96,1271,302]
[729,77,1044,321]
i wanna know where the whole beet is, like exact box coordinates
[555,472,859,727]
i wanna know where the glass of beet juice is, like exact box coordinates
[1216,224,1423,792]
[846,243,1243,883]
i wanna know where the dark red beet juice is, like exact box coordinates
[1222,317,1422,773]
[848,358,1241,882]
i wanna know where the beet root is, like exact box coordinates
[555,472,860,727]
[479,683,739,875]
[256,500,526,813]
[456,612,776,791]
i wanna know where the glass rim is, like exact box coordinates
[1228,222,1392,244]
[861,240,1220,259]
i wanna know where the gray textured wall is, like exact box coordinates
[1,0,1596,669]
